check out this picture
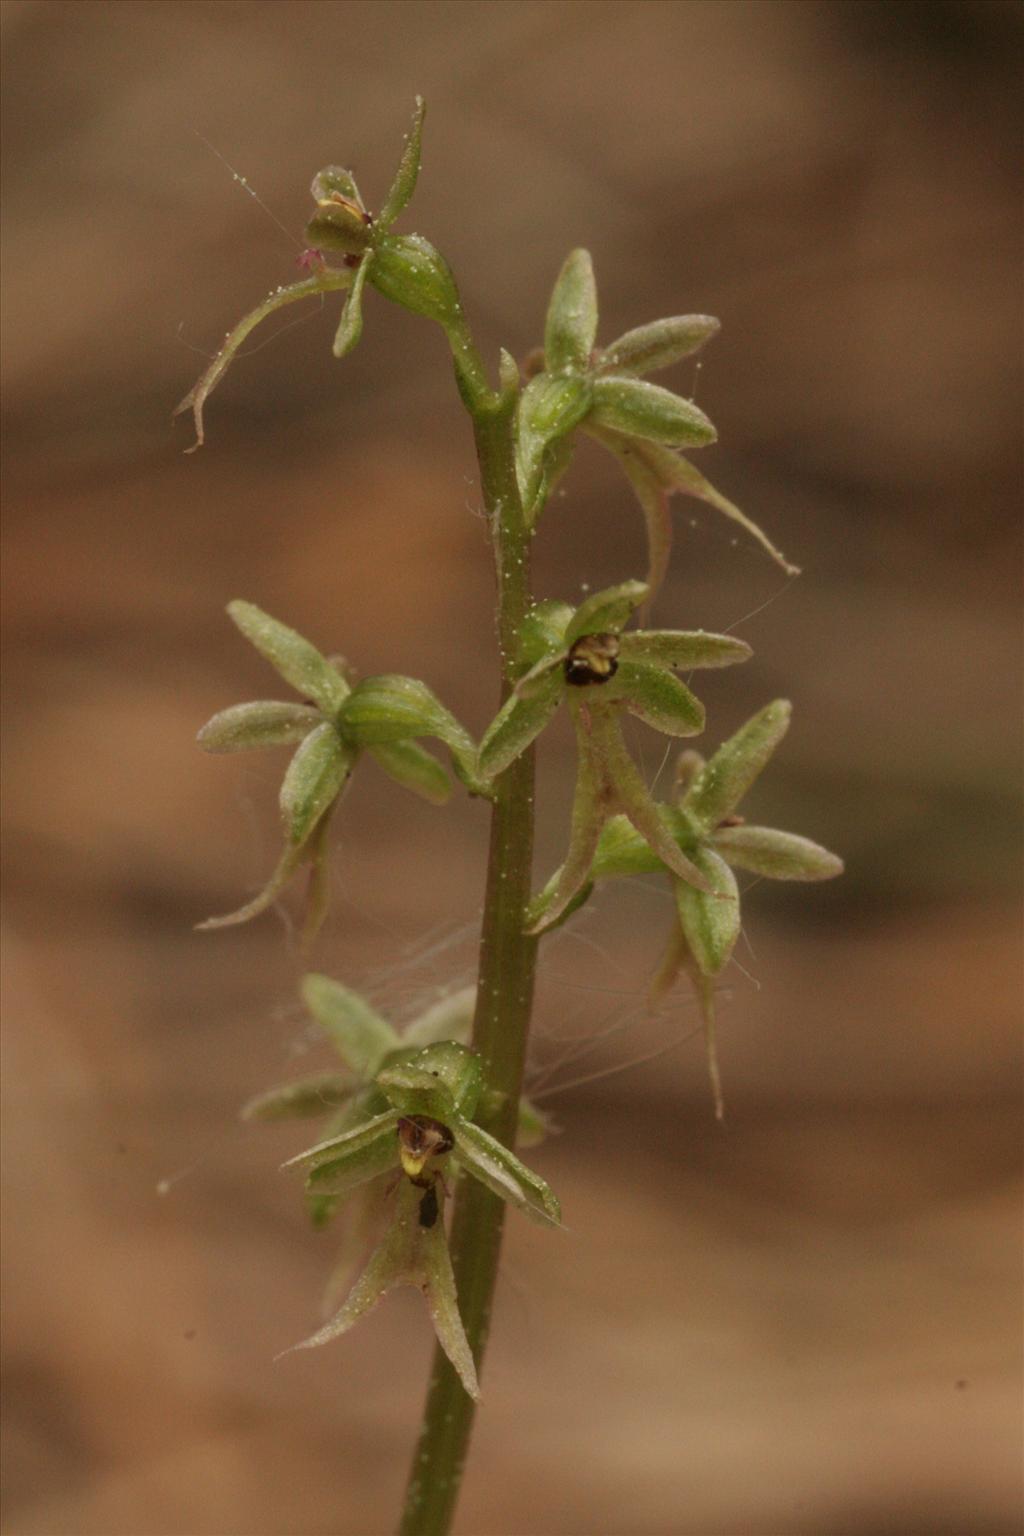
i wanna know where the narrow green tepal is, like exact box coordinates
[684,699,792,831]
[544,248,598,374]
[588,376,717,448]
[226,601,349,716]
[241,1072,351,1122]
[332,251,373,358]
[711,825,844,881]
[301,973,400,1077]
[378,96,426,230]
[279,722,354,847]
[600,315,720,377]
[196,700,322,754]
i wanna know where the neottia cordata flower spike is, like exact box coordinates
[530,699,843,1117]
[277,1038,561,1398]
[514,248,798,592]
[476,579,752,930]
[176,98,497,448]
[196,600,487,943]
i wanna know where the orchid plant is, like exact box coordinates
[183,99,841,1536]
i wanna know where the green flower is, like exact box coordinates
[477,579,752,930]
[277,1034,560,1399]
[530,700,843,1116]
[516,249,798,590]
[176,98,491,447]
[197,601,484,942]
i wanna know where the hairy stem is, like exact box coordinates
[398,376,537,1536]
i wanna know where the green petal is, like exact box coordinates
[241,1072,351,1122]
[378,96,426,230]
[367,739,451,805]
[279,723,354,847]
[587,705,712,893]
[617,630,751,670]
[603,660,704,737]
[520,599,575,666]
[516,372,593,517]
[402,986,476,1048]
[514,651,567,701]
[285,1178,480,1400]
[712,825,844,881]
[565,579,648,643]
[332,250,373,358]
[544,248,598,373]
[673,848,740,978]
[174,269,355,451]
[377,1041,482,1121]
[453,1121,561,1226]
[196,839,307,931]
[301,974,399,1076]
[588,377,716,448]
[226,601,350,716]
[341,674,480,790]
[478,672,562,779]
[684,699,792,830]
[600,314,720,376]
[304,1129,402,1197]
[197,700,322,753]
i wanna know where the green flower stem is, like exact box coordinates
[398,377,538,1536]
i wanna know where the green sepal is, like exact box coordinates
[226,601,349,716]
[600,315,719,376]
[284,1178,480,1402]
[452,1121,561,1227]
[519,599,574,667]
[673,847,740,978]
[602,660,705,737]
[241,1072,352,1122]
[516,372,593,516]
[196,700,322,753]
[513,651,567,702]
[304,199,373,257]
[366,739,451,805]
[588,376,716,448]
[478,671,563,780]
[564,579,648,643]
[378,96,426,230]
[332,251,373,358]
[616,630,751,671]
[301,973,399,1076]
[370,233,461,327]
[341,674,483,794]
[279,723,354,847]
[377,1042,483,1122]
[310,166,365,208]
[283,1108,401,1176]
[712,825,844,882]
[174,268,354,451]
[544,248,598,374]
[684,699,791,830]
[304,1128,400,1197]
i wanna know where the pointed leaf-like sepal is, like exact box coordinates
[302,974,400,1076]
[378,96,426,230]
[310,166,366,207]
[197,700,322,753]
[513,652,567,702]
[284,1179,480,1400]
[603,660,705,737]
[241,1072,351,1122]
[377,1042,483,1122]
[401,986,476,1049]
[565,580,648,643]
[332,251,373,358]
[520,599,574,667]
[174,268,354,450]
[617,630,751,671]
[685,699,791,830]
[370,234,461,327]
[516,372,593,516]
[588,377,716,448]
[226,601,349,716]
[712,825,844,882]
[283,1109,400,1178]
[279,723,353,847]
[673,848,740,978]
[453,1121,561,1226]
[367,739,451,805]
[544,248,598,374]
[341,675,483,794]
[478,671,563,780]
[600,315,720,376]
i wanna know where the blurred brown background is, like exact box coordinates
[2,2,1021,1533]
